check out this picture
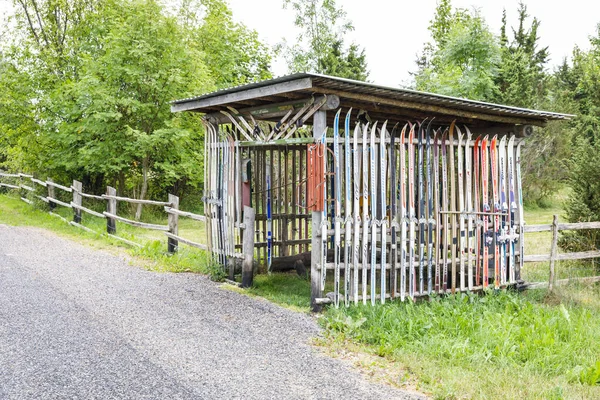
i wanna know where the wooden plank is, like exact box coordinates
[69,221,96,234]
[523,275,600,290]
[46,181,72,192]
[20,197,33,205]
[49,211,69,224]
[309,87,547,127]
[102,194,172,206]
[241,206,256,288]
[47,178,56,212]
[18,173,33,178]
[0,172,20,178]
[70,202,106,219]
[72,180,83,223]
[523,254,551,263]
[558,250,600,261]
[558,221,600,231]
[102,212,169,231]
[35,194,49,203]
[171,78,313,113]
[164,207,206,222]
[20,184,35,192]
[46,196,71,209]
[106,186,117,234]
[167,194,179,253]
[549,215,559,291]
[30,178,47,187]
[164,232,207,250]
[0,183,20,189]
[106,233,143,248]
[523,224,552,232]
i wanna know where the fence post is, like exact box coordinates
[549,214,559,291]
[241,206,256,288]
[167,194,179,253]
[47,178,56,212]
[106,186,117,234]
[72,180,82,223]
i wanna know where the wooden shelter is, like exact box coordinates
[171,73,571,310]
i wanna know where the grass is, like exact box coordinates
[0,193,217,277]
[322,289,600,399]
[2,189,599,398]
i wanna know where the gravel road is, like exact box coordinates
[0,225,422,400]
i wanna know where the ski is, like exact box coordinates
[390,123,400,300]
[417,121,425,295]
[516,140,524,282]
[408,123,416,299]
[426,121,434,294]
[449,122,457,294]
[266,151,272,271]
[399,124,408,301]
[473,136,482,287]
[361,123,370,304]
[380,121,388,304]
[320,129,328,292]
[353,123,361,304]
[464,128,474,290]
[507,136,516,284]
[457,128,465,292]
[370,122,379,305]
[490,135,500,289]
[499,135,508,285]
[333,109,342,307]
[434,130,441,293]
[344,109,353,306]
[481,136,490,288]
[441,129,449,292]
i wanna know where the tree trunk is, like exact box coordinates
[118,171,126,197]
[135,155,149,220]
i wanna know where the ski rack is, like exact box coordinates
[202,107,527,307]
[312,111,526,307]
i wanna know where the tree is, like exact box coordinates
[414,5,500,101]
[496,2,549,109]
[281,0,368,80]
[1,0,273,215]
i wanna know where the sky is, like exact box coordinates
[1,0,598,88]
[227,0,600,87]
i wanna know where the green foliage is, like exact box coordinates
[281,0,368,80]
[560,25,600,252]
[0,0,272,204]
[415,5,500,101]
[323,290,600,397]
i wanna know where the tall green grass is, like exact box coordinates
[323,289,600,398]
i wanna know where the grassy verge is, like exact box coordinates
[2,191,599,398]
[0,193,217,276]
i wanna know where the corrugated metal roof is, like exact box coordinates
[171,73,573,123]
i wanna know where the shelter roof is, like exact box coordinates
[171,73,572,129]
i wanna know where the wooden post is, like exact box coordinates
[47,178,56,212]
[241,206,256,288]
[72,180,82,223]
[168,194,179,253]
[549,214,559,291]
[311,110,326,312]
[106,186,117,234]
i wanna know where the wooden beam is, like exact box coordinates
[204,95,340,125]
[171,78,313,113]
[311,87,547,127]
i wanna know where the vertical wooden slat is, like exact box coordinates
[549,214,559,291]
[168,194,179,254]
[72,180,82,223]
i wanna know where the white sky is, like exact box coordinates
[228,0,599,87]
[1,0,598,88]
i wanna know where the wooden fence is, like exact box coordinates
[523,215,600,291]
[0,172,256,286]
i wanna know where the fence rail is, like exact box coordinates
[523,215,600,291]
